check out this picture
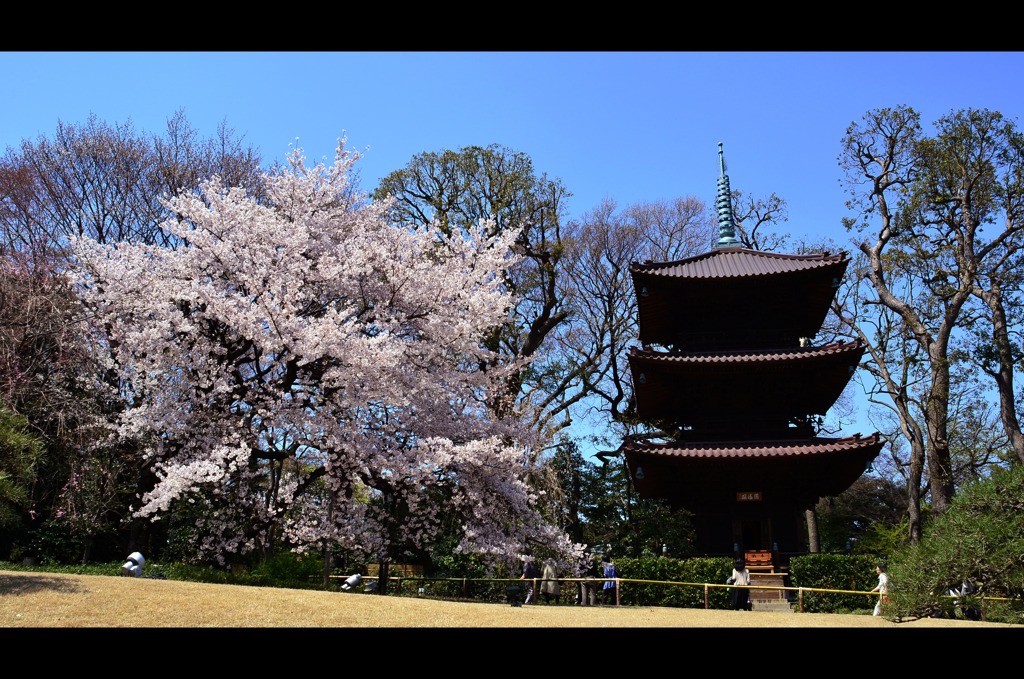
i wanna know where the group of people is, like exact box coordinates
[519,556,561,605]
[519,554,620,606]
[520,554,902,615]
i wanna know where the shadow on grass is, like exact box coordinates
[0,573,88,596]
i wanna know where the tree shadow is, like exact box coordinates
[0,573,88,596]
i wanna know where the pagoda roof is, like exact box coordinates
[620,433,885,509]
[630,338,864,367]
[630,247,848,280]
[629,339,865,430]
[631,248,850,350]
[621,432,881,460]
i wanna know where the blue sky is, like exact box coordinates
[5,52,1023,246]
[4,51,1023,451]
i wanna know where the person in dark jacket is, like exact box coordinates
[520,556,540,604]
[578,555,600,606]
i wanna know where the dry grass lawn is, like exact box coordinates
[1,569,1018,628]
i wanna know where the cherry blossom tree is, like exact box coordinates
[70,141,582,579]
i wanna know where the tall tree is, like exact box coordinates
[0,110,266,562]
[564,449,694,560]
[833,256,931,543]
[837,106,1024,538]
[812,475,906,555]
[70,142,582,580]
[0,248,115,560]
[0,406,44,535]
[374,145,571,434]
[925,111,1024,466]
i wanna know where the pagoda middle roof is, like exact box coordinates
[629,338,865,367]
[630,340,864,426]
[629,339,865,427]
[620,432,882,460]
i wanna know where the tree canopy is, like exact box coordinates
[375,144,573,433]
[4,105,1022,576]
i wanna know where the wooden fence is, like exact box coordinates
[329,573,1011,621]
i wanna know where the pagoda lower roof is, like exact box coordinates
[629,338,864,365]
[620,433,885,507]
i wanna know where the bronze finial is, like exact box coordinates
[716,142,740,248]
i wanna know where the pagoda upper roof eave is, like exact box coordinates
[630,247,849,280]
[628,339,865,423]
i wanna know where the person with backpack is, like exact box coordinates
[727,557,752,610]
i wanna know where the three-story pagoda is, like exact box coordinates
[619,144,884,559]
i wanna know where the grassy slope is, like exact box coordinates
[1,570,1015,628]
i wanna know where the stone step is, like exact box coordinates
[748,572,789,602]
[751,600,794,613]
[750,590,788,600]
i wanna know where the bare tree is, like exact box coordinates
[1,110,265,253]
[732,190,790,252]
[558,196,717,448]
[833,250,930,543]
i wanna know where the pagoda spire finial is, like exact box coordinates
[715,142,740,248]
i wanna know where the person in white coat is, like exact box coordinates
[728,558,751,611]
[870,563,889,616]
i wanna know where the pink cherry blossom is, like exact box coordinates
[71,140,584,568]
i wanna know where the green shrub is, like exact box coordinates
[23,518,90,566]
[885,464,1024,621]
[616,556,732,609]
[250,551,324,589]
[789,554,877,614]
